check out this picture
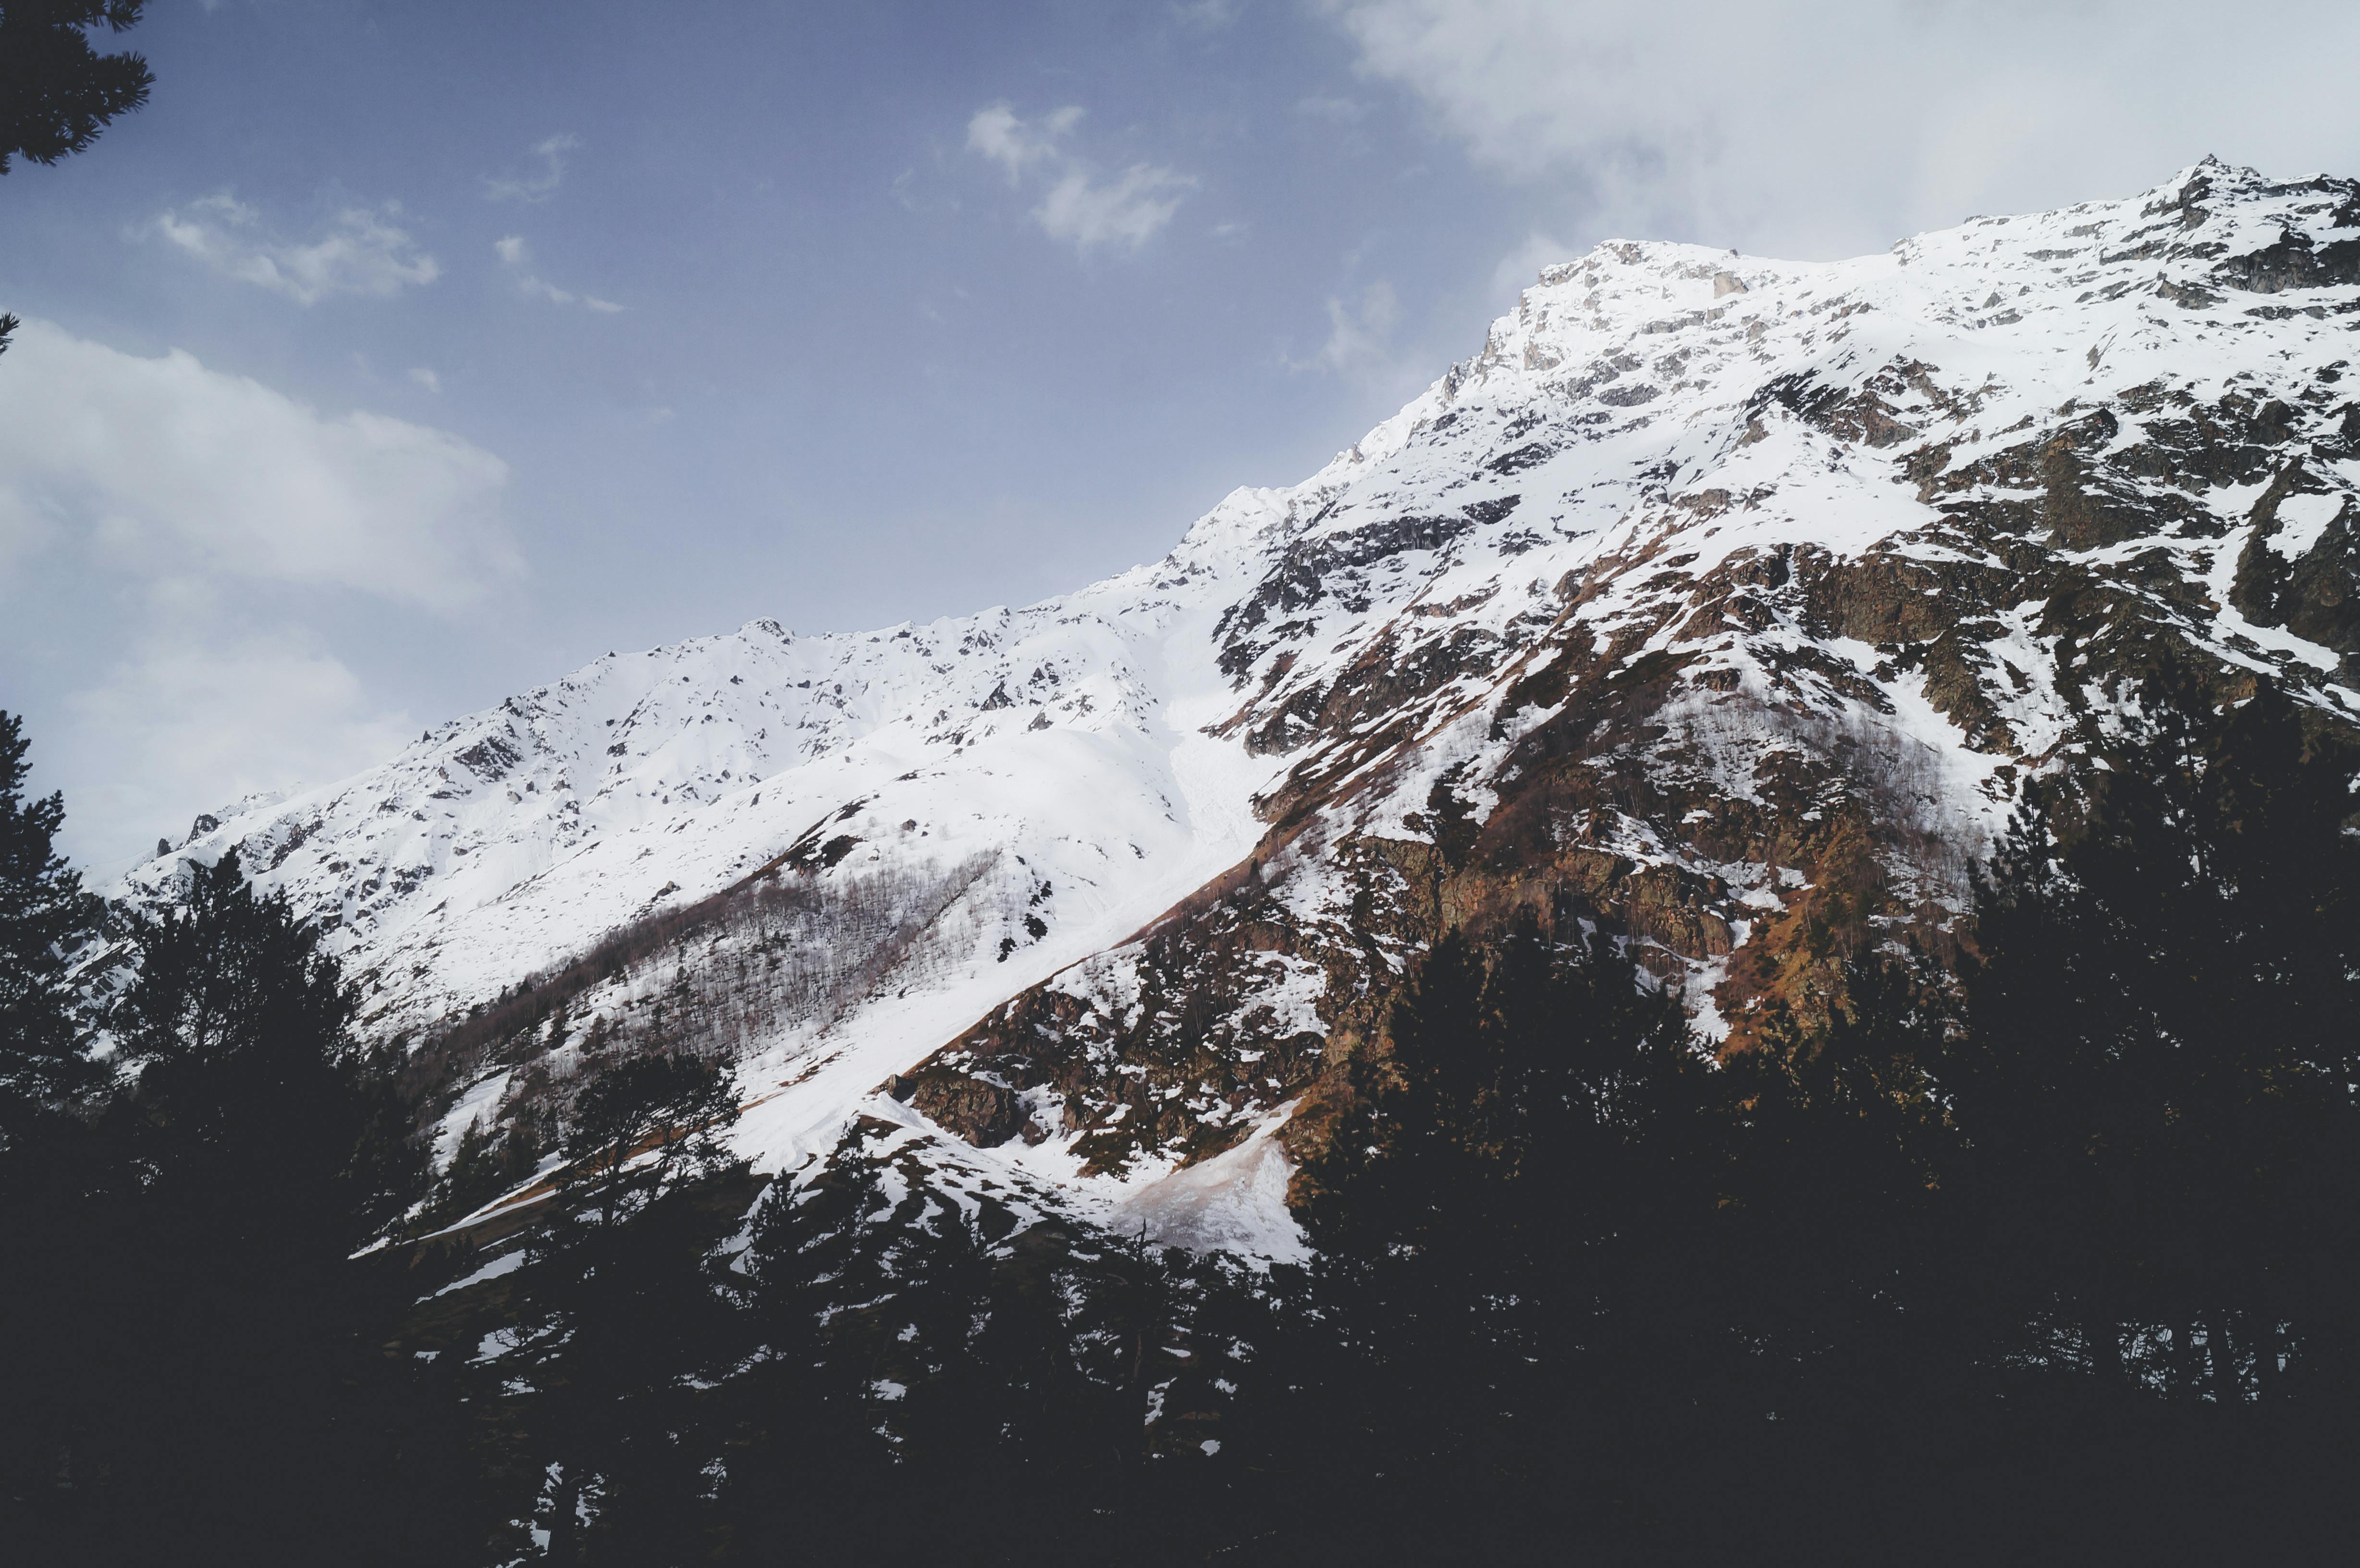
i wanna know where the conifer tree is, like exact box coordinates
[518,1174,744,1567]
[109,848,373,1254]
[0,710,107,1144]
[1293,911,1715,1537]
[1951,672,2360,1397]
[716,1154,908,1556]
[0,1,153,174]
[500,1048,745,1561]
[0,712,112,1549]
[7,842,467,1565]
[563,1048,737,1223]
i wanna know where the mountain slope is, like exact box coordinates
[126,159,2360,1246]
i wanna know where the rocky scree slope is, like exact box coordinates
[125,159,2360,1250]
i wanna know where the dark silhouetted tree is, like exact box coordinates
[109,848,378,1253]
[9,842,466,1565]
[563,1048,738,1222]
[0,1,153,174]
[0,710,107,1144]
[505,1047,744,1562]
[1292,913,1716,1546]
[1952,672,2360,1400]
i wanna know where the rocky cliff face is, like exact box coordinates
[127,160,2360,1250]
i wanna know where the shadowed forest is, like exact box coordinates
[7,670,2360,1564]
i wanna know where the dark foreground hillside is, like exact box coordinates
[7,668,2360,1564]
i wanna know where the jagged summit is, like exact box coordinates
[124,162,2360,1251]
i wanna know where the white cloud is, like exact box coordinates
[1488,232,1576,303]
[0,318,515,611]
[967,103,1084,183]
[965,102,1195,252]
[495,235,623,312]
[408,366,442,393]
[152,193,441,304]
[1320,0,2360,259]
[1296,280,1401,376]
[0,318,518,865]
[64,623,415,875]
[1035,164,1196,250]
[483,133,579,203]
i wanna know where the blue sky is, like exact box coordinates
[8,0,2360,868]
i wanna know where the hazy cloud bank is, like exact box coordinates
[1324,0,2360,259]
[0,320,516,866]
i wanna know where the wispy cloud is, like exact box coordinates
[1297,280,1401,376]
[408,366,442,393]
[494,235,622,312]
[482,133,579,203]
[966,103,1083,183]
[1035,165,1195,250]
[151,194,440,305]
[964,103,1196,253]
[1489,232,1577,303]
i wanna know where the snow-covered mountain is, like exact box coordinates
[126,159,2360,1250]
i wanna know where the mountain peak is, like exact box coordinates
[123,165,2360,1250]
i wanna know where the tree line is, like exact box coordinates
[408,843,1012,1233]
[0,711,467,1563]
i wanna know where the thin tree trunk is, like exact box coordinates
[546,1464,582,1561]
[2167,1319,2200,1399]
[2253,1315,2282,1401]
[2208,1310,2240,1403]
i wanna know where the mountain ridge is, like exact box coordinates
[123,157,2360,1250]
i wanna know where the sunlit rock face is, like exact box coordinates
[128,160,2360,1250]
